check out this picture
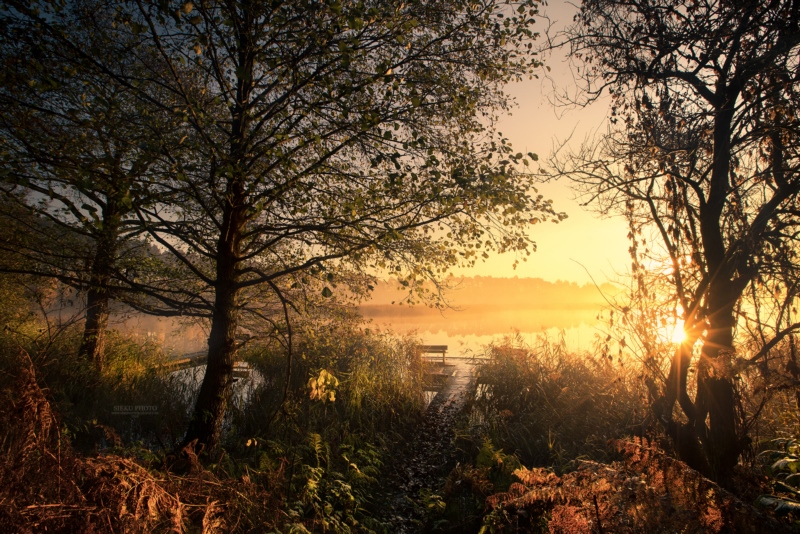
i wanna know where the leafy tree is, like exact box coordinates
[556,0,800,480]
[2,0,560,452]
[0,4,168,371]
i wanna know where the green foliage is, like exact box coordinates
[416,488,447,525]
[234,317,425,445]
[755,437,800,524]
[476,438,521,492]
[221,316,426,531]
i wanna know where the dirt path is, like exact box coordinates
[379,358,479,532]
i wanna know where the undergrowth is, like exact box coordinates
[469,333,644,470]
[442,333,800,532]
[4,279,800,532]
[0,281,426,532]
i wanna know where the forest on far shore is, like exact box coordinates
[365,276,619,310]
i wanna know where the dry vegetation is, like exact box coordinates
[482,438,789,533]
[2,284,800,532]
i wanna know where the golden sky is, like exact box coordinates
[453,1,631,285]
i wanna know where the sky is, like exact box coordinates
[452,1,631,285]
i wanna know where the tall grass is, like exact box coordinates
[471,333,645,470]
[231,319,425,449]
[226,319,426,531]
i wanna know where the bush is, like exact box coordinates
[482,437,794,534]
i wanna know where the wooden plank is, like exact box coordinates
[418,345,448,352]
[155,352,252,378]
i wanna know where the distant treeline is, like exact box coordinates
[364,276,618,310]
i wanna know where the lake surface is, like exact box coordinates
[359,304,604,355]
[105,275,610,358]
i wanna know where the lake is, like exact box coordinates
[106,276,611,357]
[359,303,604,355]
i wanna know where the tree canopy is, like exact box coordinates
[0,0,559,452]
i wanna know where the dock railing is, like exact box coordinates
[155,351,251,378]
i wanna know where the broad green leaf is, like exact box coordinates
[771,458,800,475]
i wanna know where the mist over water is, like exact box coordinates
[103,277,610,357]
[108,312,208,355]
[360,306,602,355]
[360,277,612,355]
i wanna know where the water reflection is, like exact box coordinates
[105,275,608,358]
[360,305,603,355]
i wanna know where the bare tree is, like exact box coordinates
[555,0,800,480]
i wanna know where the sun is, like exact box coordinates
[671,320,687,344]
[658,318,687,344]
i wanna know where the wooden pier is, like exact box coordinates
[417,344,448,364]
[156,351,251,378]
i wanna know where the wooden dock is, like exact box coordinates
[156,351,251,378]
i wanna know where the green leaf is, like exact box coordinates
[322,287,333,298]
[771,457,800,475]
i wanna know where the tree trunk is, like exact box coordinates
[696,288,741,482]
[180,11,253,455]
[180,180,246,455]
[78,208,120,373]
[180,275,239,454]
[80,285,111,372]
[691,92,742,481]
[652,331,711,476]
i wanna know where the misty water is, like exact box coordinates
[106,277,610,358]
[360,305,602,355]
[359,276,611,355]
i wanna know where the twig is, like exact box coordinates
[593,494,604,534]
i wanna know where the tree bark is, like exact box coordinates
[80,284,111,372]
[78,205,120,373]
[696,290,741,481]
[692,93,742,481]
[180,272,240,453]
[180,191,245,453]
[179,11,255,455]
[652,332,711,476]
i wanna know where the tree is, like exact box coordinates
[3,0,561,453]
[557,0,800,480]
[0,3,168,371]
